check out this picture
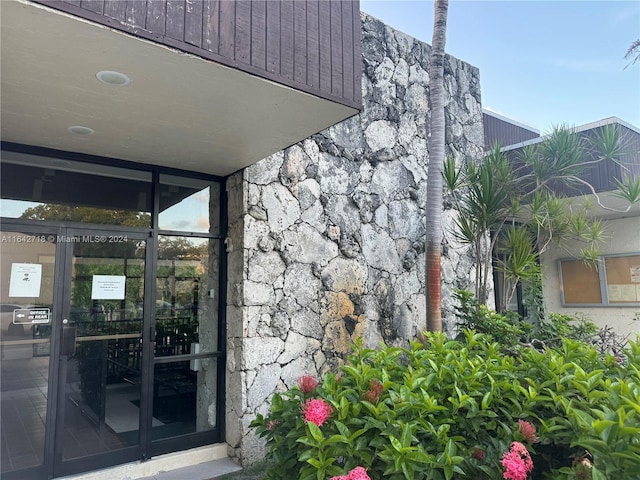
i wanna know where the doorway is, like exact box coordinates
[1,149,226,479]
[1,226,150,478]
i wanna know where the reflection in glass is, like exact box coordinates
[0,153,152,226]
[155,237,219,356]
[0,231,54,475]
[151,359,217,440]
[62,238,145,460]
[158,175,220,234]
[153,236,219,439]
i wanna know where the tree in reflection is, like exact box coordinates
[20,204,150,226]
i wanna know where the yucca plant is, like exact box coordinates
[445,123,638,314]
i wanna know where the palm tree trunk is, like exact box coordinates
[426,0,449,332]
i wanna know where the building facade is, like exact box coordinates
[1,2,484,479]
[484,112,640,336]
[225,13,484,464]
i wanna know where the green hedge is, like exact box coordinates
[252,331,640,480]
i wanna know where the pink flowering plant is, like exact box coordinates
[299,375,320,394]
[501,442,534,480]
[252,331,640,480]
[332,466,372,480]
[302,398,333,427]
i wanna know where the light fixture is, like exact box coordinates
[68,126,95,136]
[96,70,131,86]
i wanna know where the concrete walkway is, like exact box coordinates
[137,457,242,480]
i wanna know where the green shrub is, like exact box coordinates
[453,289,530,346]
[251,332,640,480]
[452,289,603,350]
[528,313,599,348]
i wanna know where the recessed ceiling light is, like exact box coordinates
[68,126,95,136]
[96,70,131,86]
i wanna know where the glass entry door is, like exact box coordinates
[0,225,150,479]
[54,229,149,477]
[0,227,58,480]
[1,153,224,479]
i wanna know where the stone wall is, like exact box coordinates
[225,13,485,464]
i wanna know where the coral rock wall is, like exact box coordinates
[225,13,485,464]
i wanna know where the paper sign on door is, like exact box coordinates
[9,263,42,298]
[91,275,126,300]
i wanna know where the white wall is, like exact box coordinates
[540,215,640,339]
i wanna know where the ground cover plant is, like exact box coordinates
[252,331,640,480]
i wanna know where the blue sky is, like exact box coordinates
[360,0,640,132]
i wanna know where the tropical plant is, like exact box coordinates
[445,123,639,311]
[452,289,530,347]
[425,0,449,332]
[252,332,640,480]
[443,147,513,304]
[624,39,640,69]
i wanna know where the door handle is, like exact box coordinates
[62,325,77,356]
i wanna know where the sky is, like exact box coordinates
[360,0,640,133]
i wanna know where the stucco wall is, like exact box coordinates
[541,215,640,338]
[224,13,485,464]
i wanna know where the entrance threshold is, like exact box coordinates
[56,444,239,480]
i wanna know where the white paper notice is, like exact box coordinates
[91,275,126,300]
[9,263,42,298]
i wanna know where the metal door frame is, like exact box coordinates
[51,226,153,478]
[0,222,64,480]
[1,144,227,479]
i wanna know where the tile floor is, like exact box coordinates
[1,343,204,477]
[1,352,49,473]
[0,348,130,475]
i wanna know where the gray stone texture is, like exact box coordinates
[225,13,484,465]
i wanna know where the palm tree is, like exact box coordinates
[426,0,449,332]
[624,39,640,69]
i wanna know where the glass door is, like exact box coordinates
[53,230,149,477]
[0,227,59,480]
[1,152,225,478]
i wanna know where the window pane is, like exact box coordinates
[1,152,152,226]
[63,237,146,460]
[159,175,220,234]
[152,358,217,440]
[560,260,602,305]
[155,237,220,357]
[605,255,640,304]
[1,230,54,474]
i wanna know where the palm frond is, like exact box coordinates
[588,124,625,162]
[495,226,539,283]
[624,39,640,69]
[443,156,463,191]
[613,176,640,204]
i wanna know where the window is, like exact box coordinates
[559,253,640,306]
[0,152,152,226]
[158,175,220,234]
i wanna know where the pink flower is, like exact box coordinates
[501,441,534,480]
[347,466,371,480]
[298,375,319,394]
[332,467,371,480]
[518,420,540,444]
[302,398,333,427]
